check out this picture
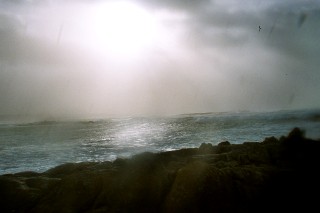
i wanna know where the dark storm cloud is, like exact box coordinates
[137,0,320,59]
[171,0,320,111]
[171,0,320,54]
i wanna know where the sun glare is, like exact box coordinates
[91,1,159,58]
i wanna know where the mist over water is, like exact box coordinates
[1,109,320,175]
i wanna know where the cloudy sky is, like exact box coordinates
[0,0,319,119]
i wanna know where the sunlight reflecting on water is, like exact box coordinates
[1,109,320,174]
[114,121,167,148]
[78,118,170,162]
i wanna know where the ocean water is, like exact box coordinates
[1,109,320,175]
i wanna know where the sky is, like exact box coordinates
[0,0,319,120]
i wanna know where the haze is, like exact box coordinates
[1,0,319,120]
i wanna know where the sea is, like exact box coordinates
[1,108,320,175]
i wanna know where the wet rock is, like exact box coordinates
[1,128,320,212]
[218,141,230,146]
[198,143,214,154]
[216,141,231,154]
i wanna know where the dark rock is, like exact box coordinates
[218,141,230,146]
[216,141,231,154]
[262,136,278,144]
[198,143,214,154]
[1,128,320,213]
[199,142,213,149]
[287,127,305,140]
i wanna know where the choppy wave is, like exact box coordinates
[1,109,320,174]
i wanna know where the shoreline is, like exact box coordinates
[1,127,320,212]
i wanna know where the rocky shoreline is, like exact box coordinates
[1,127,320,213]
